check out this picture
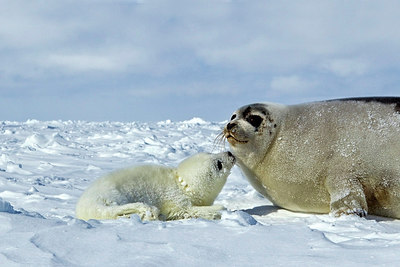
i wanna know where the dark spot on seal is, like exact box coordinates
[327,97,400,114]
[240,104,273,131]
[242,106,252,118]
[242,104,269,117]
[396,104,400,113]
[247,115,263,128]
[274,124,277,128]
[217,160,223,171]
[251,104,269,116]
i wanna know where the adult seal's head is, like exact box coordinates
[223,103,287,170]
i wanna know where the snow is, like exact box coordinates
[1,119,400,266]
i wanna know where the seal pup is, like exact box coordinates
[76,152,235,221]
[223,97,400,218]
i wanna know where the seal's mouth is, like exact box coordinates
[216,128,249,147]
[225,134,248,145]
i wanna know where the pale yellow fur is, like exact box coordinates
[226,101,400,218]
[76,152,235,221]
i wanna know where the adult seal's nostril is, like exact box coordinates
[227,151,233,157]
[227,122,236,131]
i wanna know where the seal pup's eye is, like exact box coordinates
[247,115,263,128]
[216,160,223,171]
[230,114,237,121]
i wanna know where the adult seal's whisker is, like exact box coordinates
[212,131,227,152]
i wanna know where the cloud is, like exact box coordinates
[323,58,369,77]
[2,1,400,78]
[270,75,316,94]
[190,1,400,74]
[46,54,121,72]
[1,0,400,121]
[43,48,152,73]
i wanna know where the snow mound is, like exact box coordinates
[22,133,50,148]
[183,117,208,124]
[0,198,17,213]
[221,210,258,226]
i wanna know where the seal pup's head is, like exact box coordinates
[223,103,285,168]
[177,151,236,206]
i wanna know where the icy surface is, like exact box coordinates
[1,120,400,266]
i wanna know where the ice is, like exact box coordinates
[0,198,17,214]
[1,119,400,266]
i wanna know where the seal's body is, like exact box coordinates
[224,97,400,218]
[76,152,235,221]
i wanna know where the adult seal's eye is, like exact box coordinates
[247,115,263,128]
[230,114,237,121]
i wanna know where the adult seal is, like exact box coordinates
[223,97,400,218]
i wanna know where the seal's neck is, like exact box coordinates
[234,117,283,170]
[175,173,207,206]
[232,144,262,170]
[176,174,192,194]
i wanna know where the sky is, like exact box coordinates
[1,0,400,122]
